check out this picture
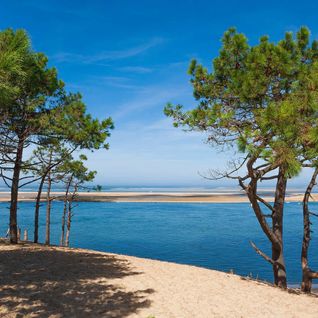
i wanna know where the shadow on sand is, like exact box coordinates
[0,242,154,317]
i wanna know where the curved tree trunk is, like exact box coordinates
[45,173,52,245]
[9,136,24,244]
[271,167,287,288]
[301,167,318,292]
[34,174,46,243]
[242,158,288,289]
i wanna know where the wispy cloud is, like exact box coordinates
[117,61,189,74]
[51,38,164,64]
[118,66,153,74]
[90,76,140,90]
[112,84,188,119]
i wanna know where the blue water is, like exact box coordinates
[0,201,317,285]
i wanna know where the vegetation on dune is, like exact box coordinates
[1,24,318,296]
[165,26,318,291]
[25,142,74,244]
[57,154,98,247]
[0,28,113,246]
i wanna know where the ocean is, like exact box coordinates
[0,201,317,286]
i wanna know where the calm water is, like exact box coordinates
[0,201,317,285]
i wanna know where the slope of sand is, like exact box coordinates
[0,241,317,318]
[0,190,313,203]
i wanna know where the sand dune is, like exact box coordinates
[0,241,317,317]
[0,190,312,203]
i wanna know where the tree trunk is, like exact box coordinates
[60,176,72,246]
[34,174,46,243]
[301,167,318,292]
[243,159,287,289]
[45,173,52,245]
[271,167,287,288]
[60,200,67,246]
[65,201,71,247]
[9,136,24,244]
[65,184,77,247]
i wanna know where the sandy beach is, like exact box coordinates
[0,190,312,203]
[0,240,317,318]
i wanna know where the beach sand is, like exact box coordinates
[0,241,317,317]
[0,191,312,203]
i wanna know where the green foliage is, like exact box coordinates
[93,184,102,191]
[0,28,114,243]
[25,142,73,179]
[0,27,114,185]
[0,29,29,104]
[164,26,318,175]
[50,92,114,150]
[0,28,114,152]
[58,154,96,187]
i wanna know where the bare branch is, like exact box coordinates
[310,271,318,279]
[250,241,275,265]
[199,156,249,181]
[19,175,44,188]
[303,164,315,168]
[254,163,270,170]
[255,194,274,212]
[260,175,279,181]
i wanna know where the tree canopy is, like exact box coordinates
[165,26,318,288]
[165,26,318,175]
[0,28,114,243]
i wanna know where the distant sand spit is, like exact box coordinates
[0,191,312,203]
[0,240,317,317]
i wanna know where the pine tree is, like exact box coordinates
[0,28,114,243]
[165,27,318,288]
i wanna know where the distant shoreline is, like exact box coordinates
[0,191,312,203]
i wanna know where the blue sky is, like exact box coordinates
[1,0,318,187]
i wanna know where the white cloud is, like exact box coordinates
[118,66,153,74]
[112,84,188,119]
[89,76,140,90]
[51,38,165,64]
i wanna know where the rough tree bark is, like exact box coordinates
[34,174,46,243]
[301,167,318,292]
[60,176,72,246]
[240,157,287,288]
[60,199,67,247]
[9,136,24,244]
[271,167,287,288]
[45,172,52,245]
[65,183,77,247]
[65,203,71,247]
[34,153,72,244]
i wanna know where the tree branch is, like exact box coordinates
[250,241,275,265]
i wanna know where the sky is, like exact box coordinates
[1,0,318,187]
